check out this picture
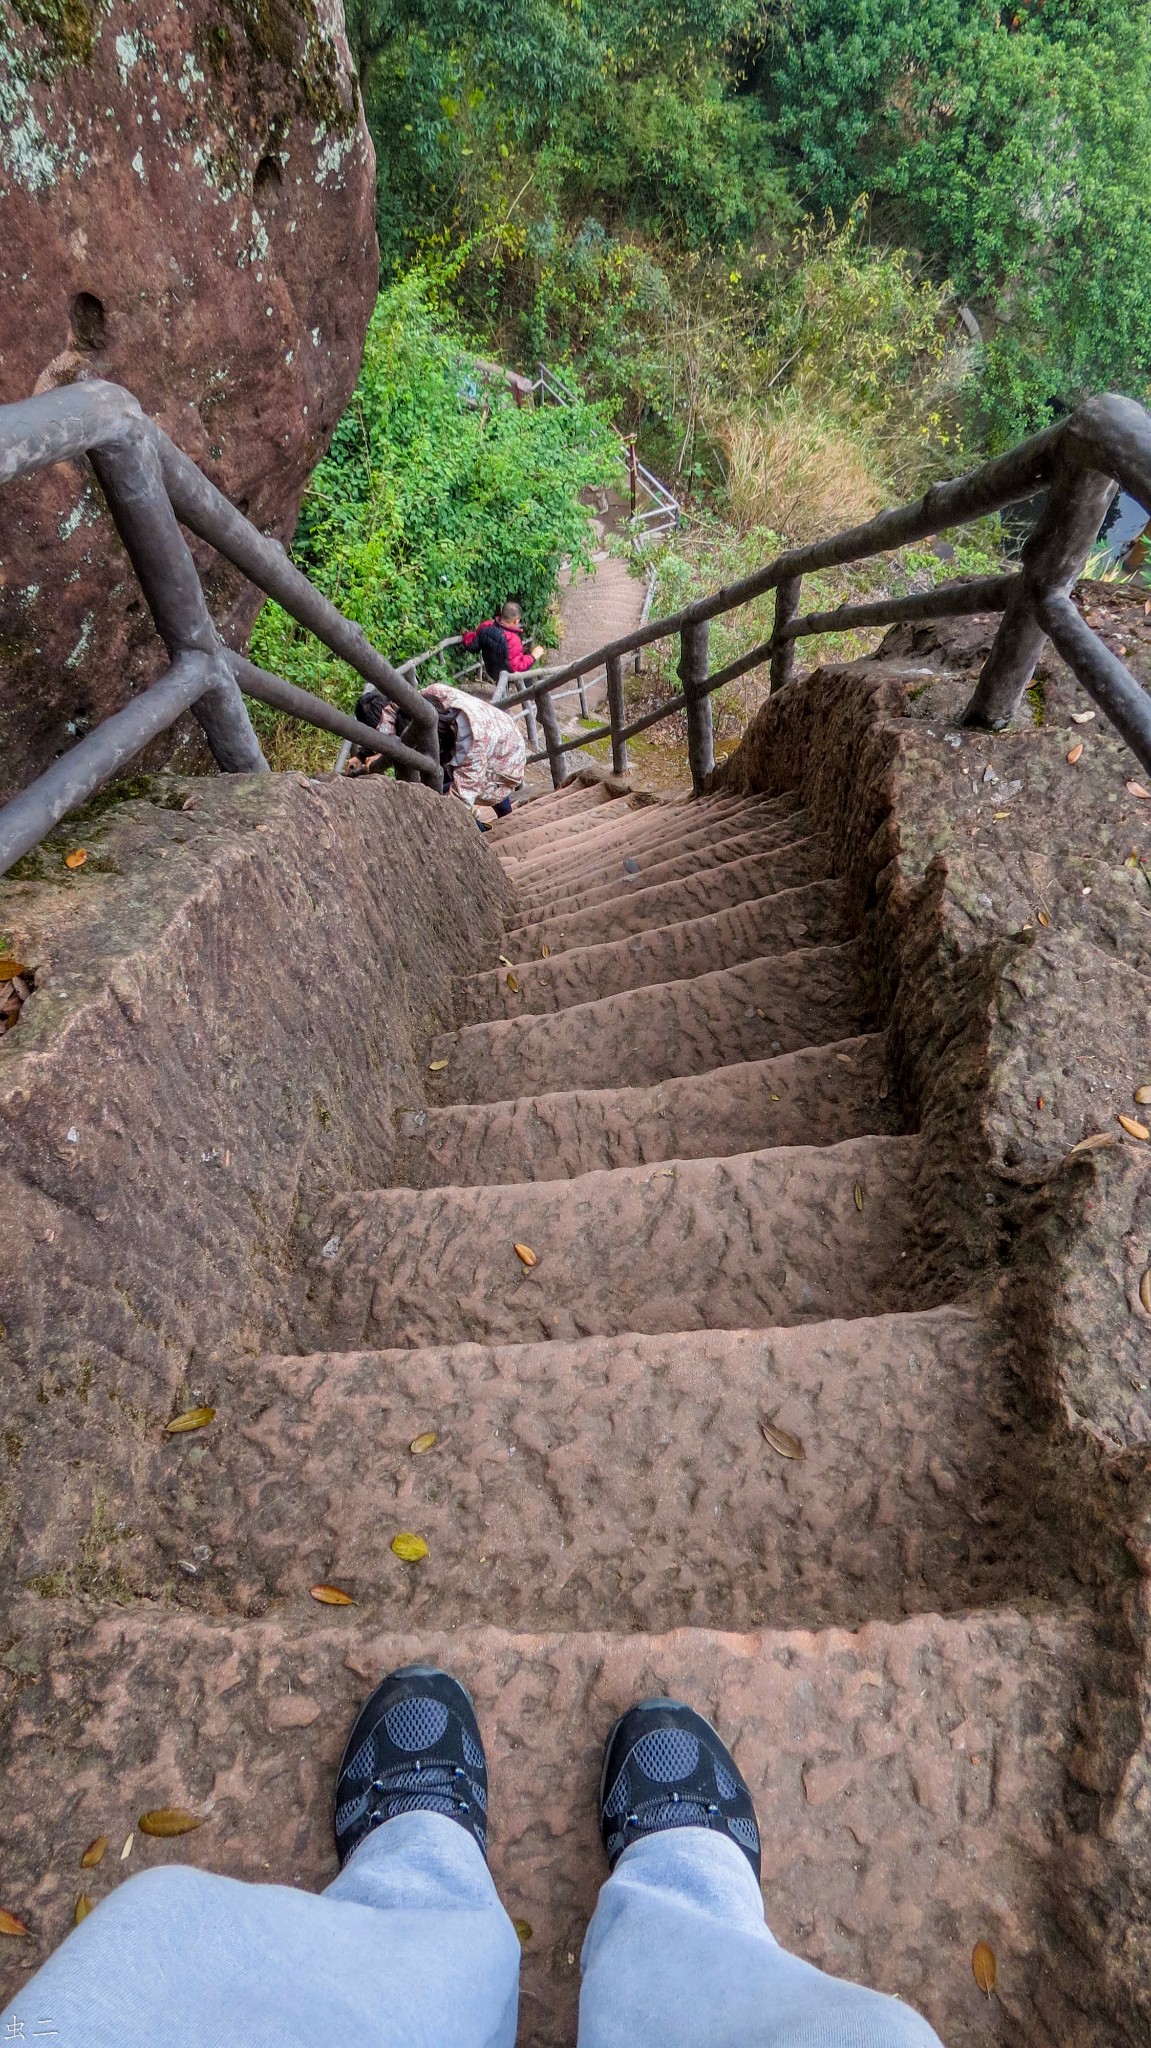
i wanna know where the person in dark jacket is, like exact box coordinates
[461,602,544,688]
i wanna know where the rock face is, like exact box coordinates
[0,0,379,802]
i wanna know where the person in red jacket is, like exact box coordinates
[461,601,544,690]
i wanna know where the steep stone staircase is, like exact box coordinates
[1,775,1100,2044]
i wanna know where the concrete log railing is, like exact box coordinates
[0,381,443,877]
[493,393,1151,796]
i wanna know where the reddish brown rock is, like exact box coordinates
[0,0,379,799]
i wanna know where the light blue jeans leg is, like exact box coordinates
[0,1812,520,2048]
[578,1830,943,2048]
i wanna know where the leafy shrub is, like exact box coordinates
[248,273,618,730]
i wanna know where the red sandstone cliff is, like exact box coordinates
[0,0,379,799]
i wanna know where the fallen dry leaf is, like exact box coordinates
[853,1182,864,1211]
[1070,710,1096,724]
[310,1583,354,1606]
[80,1836,108,1869]
[1126,782,1151,800]
[0,1910,28,1938]
[761,1420,805,1461]
[540,944,551,958]
[64,848,88,870]
[73,1894,93,1926]
[428,1059,449,1073]
[1118,1114,1150,1141]
[514,1242,538,1267]
[1135,1086,1151,1105]
[391,1531,429,1563]
[138,1809,204,1838]
[409,1431,438,1455]
[514,1918,533,1943]
[506,972,520,992]
[0,957,25,981]
[1036,910,1052,928]
[1140,1270,1151,1315]
[972,1940,997,1997]
[1067,1131,1115,1157]
[165,1406,215,1435]
[1066,743,1084,764]
[498,955,513,966]
[120,1834,134,1861]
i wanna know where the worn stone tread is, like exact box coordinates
[501,793,801,887]
[504,840,834,953]
[152,1308,1075,1630]
[460,881,849,1020]
[0,1604,1093,2048]
[397,1035,898,1184]
[431,940,869,1102]
[306,1133,921,1350]
[508,816,819,919]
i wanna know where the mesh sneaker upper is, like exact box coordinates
[334,1666,489,1868]
[598,1699,761,1877]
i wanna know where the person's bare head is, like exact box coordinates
[499,600,523,626]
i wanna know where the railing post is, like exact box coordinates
[770,576,802,692]
[602,655,626,774]
[678,619,713,795]
[536,685,567,788]
[963,458,1118,730]
[577,669,590,719]
[89,424,267,774]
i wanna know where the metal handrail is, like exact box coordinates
[0,381,443,877]
[493,393,1151,794]
[534,360,680,538]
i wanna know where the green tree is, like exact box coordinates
[760,0,1151,437]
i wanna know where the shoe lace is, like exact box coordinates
[366,1757,474,1823]
[624,1790,721,1836]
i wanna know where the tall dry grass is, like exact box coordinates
[716,395,885,541]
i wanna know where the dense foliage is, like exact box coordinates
[249,274,617,740]
[345,0,1151,446]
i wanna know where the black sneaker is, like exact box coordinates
[334,1664,489,1867]
[598,1697,761,1877]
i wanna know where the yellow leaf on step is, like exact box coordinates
[514,1919,533,1943]
[514,1242,538,1267]
[1126,781,1151,799]
[138,1809,204,1838]
[1134,1085,1151,1105]
[853,1182,864,1211]
[74,1894,93,1926]
[506,972,519,992]
[409,1432,438,1455]
[310,1583,355,1605]
[391,1532,429,1563]
[81,1837,108,1869]
[428,1059,449,1072]
[1118,1114,1150,1141]
[165,1406,215,1435]
[540,945,551,958]
[0,1910,29,1937]
[761,1421,805,1461]
[1066,743,1083,764]
[972,1941,997,1997]
[1140,1270,1151,1315]
[1036,910,1051,927]
[64,848,87,869]
[0,957,25,981]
